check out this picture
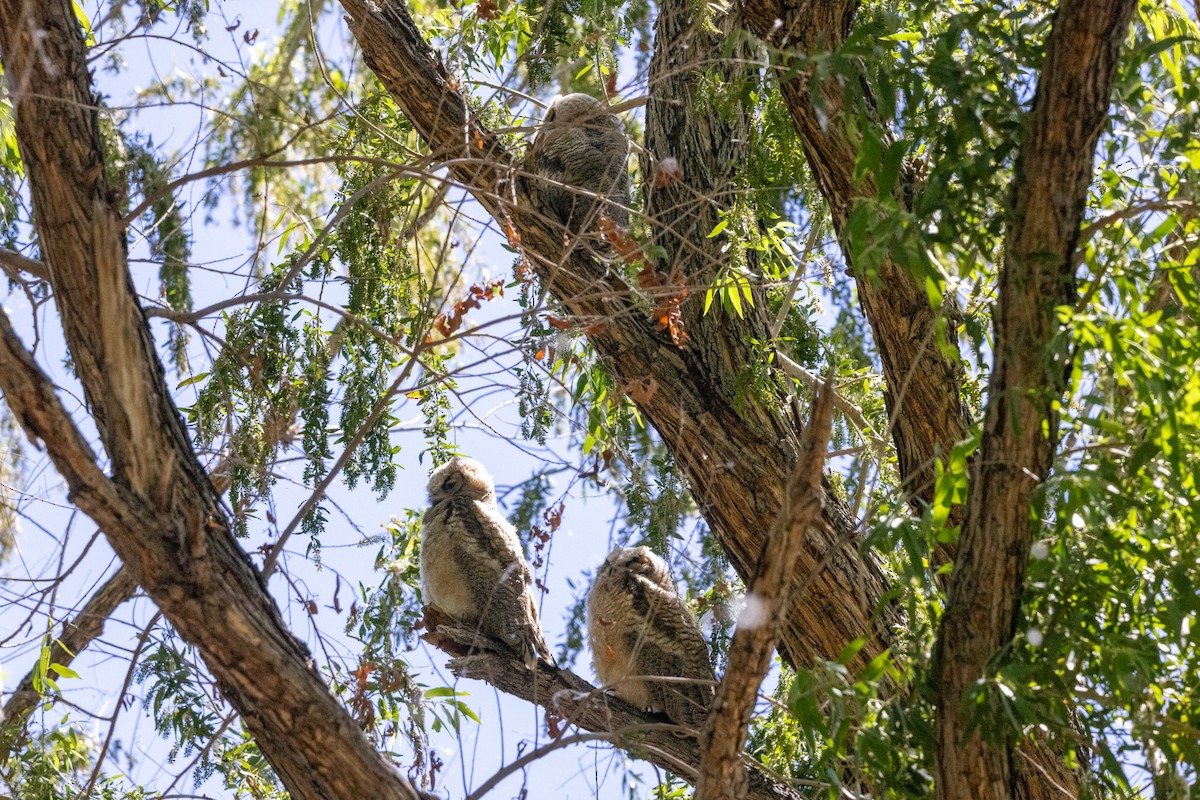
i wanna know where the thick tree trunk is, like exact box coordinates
[933,3,1136,799]
[0,3,429,797]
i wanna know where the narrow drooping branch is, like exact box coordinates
[342,0,901,680]
[421,609,803,800]
[697,379,833,800]
[0,2,427,796]
[735,0,972,556]
[933,3,1136,799]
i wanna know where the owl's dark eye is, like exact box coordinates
[442,478,457,491]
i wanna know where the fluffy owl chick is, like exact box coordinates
[420,457,552,667]
[587,547,716,729]
[522,93,630,235]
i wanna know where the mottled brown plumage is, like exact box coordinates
[420,457,552,667]
[522,93,630,236]
[587,547,716,729]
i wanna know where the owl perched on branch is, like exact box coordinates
[419,457,552,667]
[587,547,716,730]
[522,93,630,236]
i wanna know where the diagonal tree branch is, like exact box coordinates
[341,0,901,682]
[0,566,138,759]
[0,246,49,283]
[697,377,833,800]
[0,407,297,761]
[421,608,803,800]
[933,3,1137,799]
[0,2,428,797]
[735,0,972,563]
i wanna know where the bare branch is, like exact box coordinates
[776,354,881,444]
[697,377,834,800]
[421,608,803,800]
[0,247,49,283]
[0,566,138,758]
[1076,199,1199,252]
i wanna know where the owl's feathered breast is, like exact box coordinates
[422,496,528,618]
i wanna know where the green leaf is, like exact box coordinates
[176,372,210,389]
[49,663,80,680]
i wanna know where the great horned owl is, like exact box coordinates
[420,457,552,667]
[522,93,630,236]
[587,546,716,729]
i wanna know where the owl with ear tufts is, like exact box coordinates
[522,93,630,236]
[587,546,716,730]
[420,457,552,668]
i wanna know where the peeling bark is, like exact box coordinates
[933,3,1137,799]
[422,608,803,800]
[697,380,833,800]
[0,3,429,797]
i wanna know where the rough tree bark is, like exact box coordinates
[697,380,833,800]
[933,3,1137,800]
[341,0,901,684]
[734,0,973,551]
[0,2,428,797]
[642,0,901,674]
